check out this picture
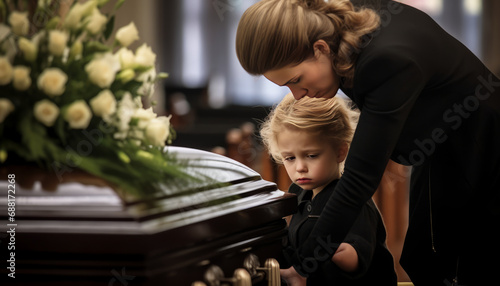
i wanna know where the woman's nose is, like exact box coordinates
[289,86,307,100]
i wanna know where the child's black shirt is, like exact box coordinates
[282,179,397,285]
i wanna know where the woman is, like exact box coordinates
[236,0,500,285]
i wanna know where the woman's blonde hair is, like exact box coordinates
[260,93,358,164]
[236,0,380,86]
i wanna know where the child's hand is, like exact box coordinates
[331,242,359,272]
[280,266,307,286]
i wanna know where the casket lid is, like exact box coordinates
[0,147,296,255]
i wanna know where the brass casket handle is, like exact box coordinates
[243,254,281,286]
[193,255,280,286]
[196,265,252,286]
[263,258,280,286]
[233,268,252,286]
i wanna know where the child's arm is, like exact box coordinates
[332,242,359,272]
[330,200,381,277]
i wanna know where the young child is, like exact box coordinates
[260,93,397,285]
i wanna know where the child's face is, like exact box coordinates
[277,128,342,194]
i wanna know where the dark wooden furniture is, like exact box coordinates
[0,147,296,285]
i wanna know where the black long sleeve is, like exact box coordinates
[295,46,424,275]
[293,0,500,275]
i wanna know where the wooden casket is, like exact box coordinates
[0,147,297,285]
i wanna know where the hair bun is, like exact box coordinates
[236,0,380,83]
[296,0,327,10]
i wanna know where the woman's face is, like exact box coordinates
[263,41,340,100]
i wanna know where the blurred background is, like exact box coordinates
[115,0,499,153]
[112,0,499,282]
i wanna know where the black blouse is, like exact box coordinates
[295,0,500,278]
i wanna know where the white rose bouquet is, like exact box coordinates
[0,0,195,198]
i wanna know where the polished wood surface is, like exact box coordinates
[0,147,297,285]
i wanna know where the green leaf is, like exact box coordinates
[0,1,6,20]
[114,0,126,11]
[97,0,111,7]
[45,16,61,30]
[134,65,153,74]
[54,116,67,146]
[3,139,33,162]
[85,41,111,55]
[103,15,115,41]
[158,72,169,79]
[129,117,139,127]
[19,114,47,161]
[111,79,143,96]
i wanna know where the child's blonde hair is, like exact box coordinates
[236,0,380,87]
[260,94,357,165]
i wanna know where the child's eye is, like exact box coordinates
[307,154,318,159]
[284,156,295,161]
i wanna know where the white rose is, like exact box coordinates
[8,11,29,36]
[0,23,17,62]
[0,56,13,85]
[129,128,145,141]
[0,24,11,42]
[63,4,83,29]
[113,92,136,139]
[136,68,156,97]
[38,0,50,9]
[34,99,59,127]
[64,100,92,129]
[18,37,37,62]
[133,93,143,108]
[1,25,16,62]
[115,22,139,47]
[0,98,15,123]
[85,53,121,88]
[132,107,156,129]
[135,44,156,67]
[90,89,116,119]
[37,68,67,97]
[48,30,69,56]
[12,66,31,91]
[86,8,107,35]
[1,40,17,63]
[64,1,96,30]
[114,47,135,69]
[145,116,171,147]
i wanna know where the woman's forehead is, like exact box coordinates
[263,65,299,86]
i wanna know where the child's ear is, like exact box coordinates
[336,142,349,163]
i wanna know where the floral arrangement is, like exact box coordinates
[0,0,194,198]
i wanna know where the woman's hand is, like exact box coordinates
[331,242,359,272]
[280,266,306,286]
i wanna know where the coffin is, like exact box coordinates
[0,147,297,285]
